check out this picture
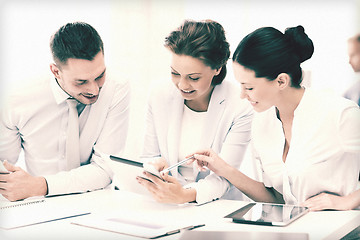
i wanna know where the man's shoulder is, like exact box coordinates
[100,72,130,98]
[4,75,52,106]
[97,73,130,108]
[105,73,130,90]
[343,80,360,98]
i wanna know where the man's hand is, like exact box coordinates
[0,160,48,201]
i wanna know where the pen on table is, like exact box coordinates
[187,224,205,230]
[160,155,195,175]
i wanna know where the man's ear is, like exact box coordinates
[50,63,61,79]
[276,73,291,90]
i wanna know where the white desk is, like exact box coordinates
[1,189,359,240]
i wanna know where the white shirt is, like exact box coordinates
[142,81,254,204]
[343,79,360,106]
[0,73,130,195]
[178,104,207,182]
[252,88,360,204]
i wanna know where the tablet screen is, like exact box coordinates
[225,202,309,226]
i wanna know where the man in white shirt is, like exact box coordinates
[344,34,360,182]
[0,22,130,201]
[344,34,360,106]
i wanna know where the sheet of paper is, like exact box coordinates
[72,213,204,239]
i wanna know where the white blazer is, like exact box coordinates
[142,80,253,204]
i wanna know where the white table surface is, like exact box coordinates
[1,189,359,240]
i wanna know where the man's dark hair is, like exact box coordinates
[50,22,104,67]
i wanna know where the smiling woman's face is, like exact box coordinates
[233,61,279,112]
[170,53,220,109]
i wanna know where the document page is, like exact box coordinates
[72,213,204,239]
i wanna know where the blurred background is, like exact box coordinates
[1,0,359,160]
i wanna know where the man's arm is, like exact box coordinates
[0,161,47,201]
[0,79,130,201]
[0,97,23,165]
[45,79,130,196]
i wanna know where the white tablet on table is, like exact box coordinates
[224,202,309,226]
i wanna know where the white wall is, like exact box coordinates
[183,0,358,93]
[1,0,359,161]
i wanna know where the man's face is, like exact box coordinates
[51,52,106,105]
[348,40,360,73]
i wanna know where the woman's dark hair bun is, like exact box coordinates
[284,25,314,63]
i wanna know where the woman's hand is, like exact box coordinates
[146,157,169,172]
[187,148,230,177]
[136,171,196,204]
[302,192,356,211]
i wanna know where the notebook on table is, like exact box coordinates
[0,198,90,229]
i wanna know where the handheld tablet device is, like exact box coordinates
[109,155,163,180]
[225,202,309,226]
[108,155,163,196]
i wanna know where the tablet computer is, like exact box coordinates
[224,202,309,226]
[107,155,162,196]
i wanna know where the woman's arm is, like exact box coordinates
[302,189,360,211]
[193,149,284,204]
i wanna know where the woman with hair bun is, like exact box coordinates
[137,20,253,205]
[191,26,360,211]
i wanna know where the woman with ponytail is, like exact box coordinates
[191,26,360,211]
